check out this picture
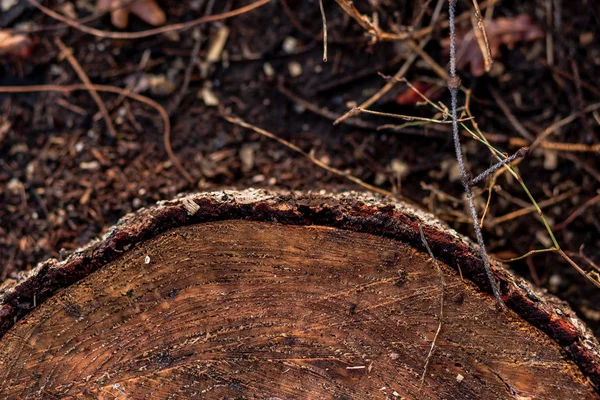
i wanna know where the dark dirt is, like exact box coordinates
[1,0,599,335]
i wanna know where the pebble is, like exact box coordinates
[282,37,298,54]
[79,161,100,171]
[288,61,302,77]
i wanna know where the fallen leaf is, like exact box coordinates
[442,14,544,76]
[97,0,166,29]
[0,29,34,57]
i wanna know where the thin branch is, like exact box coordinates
[222,115,399,199]
[406,39,449,79]
[418,224,445,389]
[539,58,600,97]
[54,38,117,138]
[333,0,491,42]
[498,248,557,263]
[333,0,405,41]
[491,188,578,225]
[469,130,600,152]
[554,193,600,231]
[448,0,505,310]
[14,0,138,33]
[168,28,203,115]
[280,0,316,36]
[412,0,433,31]
[470,0,493,73]
[278,84,378,130]
[489,87,534,142]
[530,102,600,150]
[27,0,270,40]
[545,0,554,66]
[479,166,501,227]
[378,75,447,113]
[318,0,327,62]
[351,107,473,124]
[470,147,528,186]
[333,43,423,125]
[559,249,600,289]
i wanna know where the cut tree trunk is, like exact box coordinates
[0,189,599,399]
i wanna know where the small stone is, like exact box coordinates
[446,160,462,182]
[282,37,298,54]
[580,32,594,46]
[199,85,219,106]
[79,161,100,171]
[263,62,275,77]
[252,174,265,183]
[144,255,151,264]
[456,373,464,383]
[7,178,22,194]
[206,24,230,64]
[147,74,176,96]
[389,159,408,178]
[288,61,302,77]
[543,150,558,170]
[293,103,306,114]
[374,172,387,186]
[549,274,562,292]
[239,145,255,173]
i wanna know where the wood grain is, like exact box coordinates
[0,220,596,399]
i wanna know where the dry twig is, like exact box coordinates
[554,193,600,231]
[489,87,534,142]
[418,224,445,389]
[448,0,504,310]
[471,130,600,153]
[222,115,399,199]
[333,47,422,125]
[278,85,377,130]
[168,29,202,114]
[27,0,269,40]
[350,107,473,124]
[470,0,493,73]
[318,0,327,62]
[530,102,600,150]
[54,38,117,138]
[491,189,578,225]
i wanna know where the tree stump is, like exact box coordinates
[0,189,599,399]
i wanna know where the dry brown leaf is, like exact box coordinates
[97,0,166,29]
[0,30,34,57]
[442,14,544,76]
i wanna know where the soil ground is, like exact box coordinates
[1,1,600,334]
